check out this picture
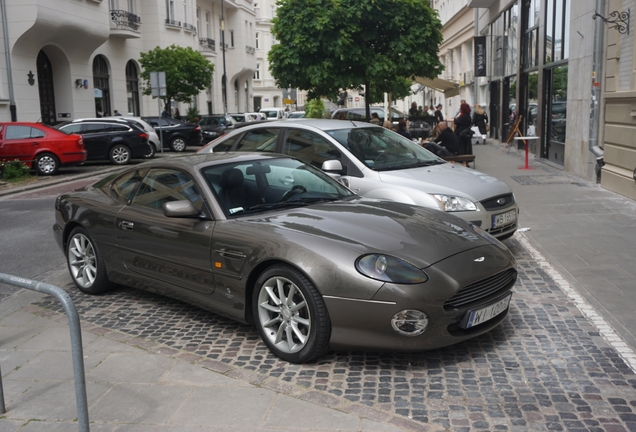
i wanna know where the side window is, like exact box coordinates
[5,126,32,139]
[59,124,82,134]
[284,130,342,168]
[132,168,204,211]
[349,111,366,121]
[109,124,130,132]
[31,127,46,138]
[213,133,242,152]
[235,128,279,152]
[159,119,171,126]
[111,169,145,203]
[83,124,107,133]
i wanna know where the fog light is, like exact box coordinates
[391,310,429,336]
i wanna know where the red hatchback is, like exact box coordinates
[0,122,87,175]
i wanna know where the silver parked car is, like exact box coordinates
[198,119,519,240]
[53,153,517,363]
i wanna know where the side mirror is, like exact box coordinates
[163,200,201,218]
[321,159,344,173]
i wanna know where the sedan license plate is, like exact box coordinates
[462,293,512,329]
[492,209,516,229]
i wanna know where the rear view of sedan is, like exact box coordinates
[53,153,516,363]
[0,122,86,175]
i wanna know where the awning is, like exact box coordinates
[412,76,460,98]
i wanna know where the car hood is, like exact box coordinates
[244,199,504,268]
[377,163,512,201]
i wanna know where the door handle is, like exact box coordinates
[120,221,134,231]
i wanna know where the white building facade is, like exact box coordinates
[0,0,257,123]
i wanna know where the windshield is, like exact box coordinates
[327,127,443,171]
[202,157,355,217]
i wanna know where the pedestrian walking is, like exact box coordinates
[473,104,489,135]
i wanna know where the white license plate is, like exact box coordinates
[492,209,516,228]
[464,293,512,328]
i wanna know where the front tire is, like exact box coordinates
[170,137,187,152]
[35,153,59,176]
[66,227,113,294]
[109,144,131,165]
[253,264,331,363]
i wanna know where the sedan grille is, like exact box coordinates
[480,193,515,211]
[444,268,517,310]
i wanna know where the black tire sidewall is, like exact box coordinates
[253,264,330,363]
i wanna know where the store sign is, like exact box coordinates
[474,36,487,77]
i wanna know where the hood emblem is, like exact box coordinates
[497,198,506,205]
[474,257,485,262]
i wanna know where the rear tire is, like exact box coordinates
[253,264,331,363]
[109,144,131,165]
[35,153,59,176]
[170,137,187,152]
[144,143,156,158]
[66,227,114,294]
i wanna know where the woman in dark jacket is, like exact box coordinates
[453,103,473,155]
[472,104,488,135]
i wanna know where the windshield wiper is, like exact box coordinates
[247,201,310,211]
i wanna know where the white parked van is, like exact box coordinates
[259,107,288,120]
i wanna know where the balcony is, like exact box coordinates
[246,45,256,54]
[165,18,181,28]
[183,23,197,33]
[199,38,216,56]
[110,10,141,38]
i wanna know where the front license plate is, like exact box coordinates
[492,209,516,228]
[462,293,512,329]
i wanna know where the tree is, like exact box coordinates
[139,45,214,107]
[268,0,444,119]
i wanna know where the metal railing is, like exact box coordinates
[0,272,90,432]
[110,9,141,31]
[165,18,181,27]
[199,38,216,52]
[245,45,256,54]
[183,23,197,33]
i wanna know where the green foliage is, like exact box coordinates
[139,45,214,105]
[186,106,200,123]
[1,160,31,182]
[268,0,444,108]
[305,98,326,118]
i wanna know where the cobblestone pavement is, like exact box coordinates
[36,236,636,431]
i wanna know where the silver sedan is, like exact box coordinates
[199,119,519,240]
[53,153,517,363]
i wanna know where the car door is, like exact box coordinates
[0,125,45,164]
[115,168,216,295]
[80,123,111,160]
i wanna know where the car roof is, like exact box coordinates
[232,118,376,131]
[133,151,290,172]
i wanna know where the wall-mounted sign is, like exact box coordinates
[474,36,487,77]
[58,113,71,118]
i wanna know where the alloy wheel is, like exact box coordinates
[67,233,97,289]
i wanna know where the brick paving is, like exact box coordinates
[36,237,636,431]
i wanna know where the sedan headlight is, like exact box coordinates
[432,194,478,212]
[356,254,428,284]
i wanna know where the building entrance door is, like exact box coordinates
[542,65,568,165]
[489,81,500,140]
[37,51,57,125]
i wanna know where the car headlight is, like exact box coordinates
[432,194,478,212]
[356,254,428,284]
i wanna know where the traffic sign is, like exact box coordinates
[283,99,295,104]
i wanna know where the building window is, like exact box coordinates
[230,30,234,47]
[545,0,570,64]
[254,63,261,80]
[126,60,140,116]
[270,5,275,18]
[166,0,175,20]
[182,0,188,24]
[522,0,540,69]
[205,11,210,38]
[255,31,259,49]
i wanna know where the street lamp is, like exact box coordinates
[221,0,228,115]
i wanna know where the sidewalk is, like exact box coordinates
[473,139,636,350]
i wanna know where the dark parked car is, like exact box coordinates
[56,121,151,165]
[0,122,86,175]
[331,107,405,123]
[198,114,236,142]
[142,117,203,152]
[53,153,517,363]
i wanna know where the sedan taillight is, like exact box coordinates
[77,135,84,148]
[139,132,149,139]
[194,126,201,131]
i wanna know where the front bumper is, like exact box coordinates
[324,245,517,352]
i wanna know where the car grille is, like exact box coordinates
[480,193,515,211]
[443,268,517,310]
